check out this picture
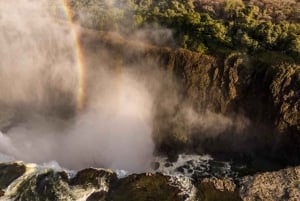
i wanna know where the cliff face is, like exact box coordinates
[79,30,300,165]
[169,50,300,163]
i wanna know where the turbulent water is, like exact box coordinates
[0,153,240,201]
[1,154,299,201]
[152,154,236,179]
[0,152,237,177]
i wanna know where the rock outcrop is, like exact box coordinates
[240,166,300,201]
[106,173,189,201]
[0,163,26,190]
[0,163,117,201]
[195,178,241,201]
[0,162,299,201]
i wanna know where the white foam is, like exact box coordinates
[116,169,128,178]
[168,175,196,201]
[40,160,64,171]
[2,163,38,199]
[153,154,213,176]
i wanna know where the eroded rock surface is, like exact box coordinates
[240,166,300,201]
[0,161,299,201]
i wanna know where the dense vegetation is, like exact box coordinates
[59,0,300,62]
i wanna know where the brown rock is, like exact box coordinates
[240,166,300,200]
[70,168,117,189]
[86,191,106,201]
[202,177,236,192]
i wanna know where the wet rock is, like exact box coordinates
[0,190,4,197]
[176,166,185,173]
[107,173,186,201]
[36,171,70,193]
[14,170,73,201]
[1,160,300,201]
[70,168,117,189]
[0,162,26,189]
[240,166,300,201]
[187,168,193,174]
[86,191,106,201]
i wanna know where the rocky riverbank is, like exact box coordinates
[0,161,299,201]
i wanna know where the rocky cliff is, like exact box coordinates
[79,29,300,167]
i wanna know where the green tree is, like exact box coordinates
[223,0,245,20]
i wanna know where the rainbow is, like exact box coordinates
[61,0,86,111]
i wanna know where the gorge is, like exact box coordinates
[0,0,299,200]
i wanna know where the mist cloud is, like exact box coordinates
[0,0,252,173]
[183,108,250,137]
[0,72,154,172]
[0,0,154,172]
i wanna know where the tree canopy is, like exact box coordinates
[64,0,300,62]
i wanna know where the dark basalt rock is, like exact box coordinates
[176,166,185,173]
[35,171,70,193]
[0,161,299,201]
[14,170,73,201]
[70,168,117,189]
[0,163,26,189]
[107,173,186,201]
[86,191,107,201]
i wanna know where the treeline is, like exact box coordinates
[193,0,300,23]
[63,0,300,62]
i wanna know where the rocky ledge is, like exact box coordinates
[240,166,300,201]
[0,162,299,201]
